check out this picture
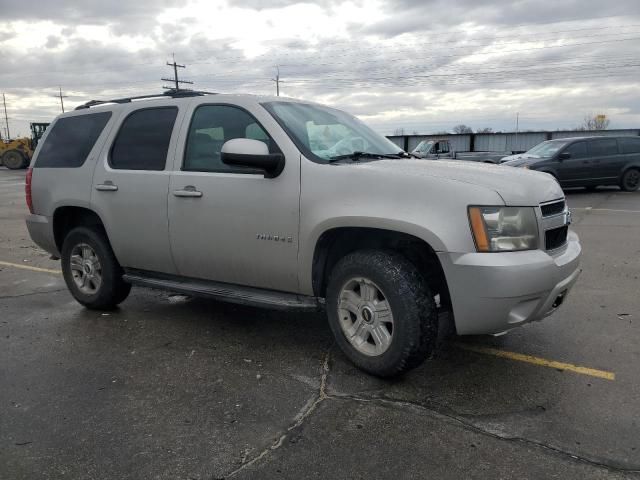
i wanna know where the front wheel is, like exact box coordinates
[326,250,438,377]
[61,226,131,310]
[621,168,640,192]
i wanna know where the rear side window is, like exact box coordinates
[588,139,618,157]
[563,141,587,159]
[619,137,640,154]
[35,112,111,168]
[110,107,178,170]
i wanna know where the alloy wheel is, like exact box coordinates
[337,277,394,356]
[69,243,102,295]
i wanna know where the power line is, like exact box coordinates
[161,54,193,92]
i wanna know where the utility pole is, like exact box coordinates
[271,66,283,97]
[162,53,193,92]
[2,93,10,140]
[53,86,68,113]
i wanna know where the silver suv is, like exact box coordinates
[25,91,581,377]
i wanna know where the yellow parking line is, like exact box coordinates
[456,343,615,381]
[0,260,62,275]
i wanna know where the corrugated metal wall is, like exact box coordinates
[387,129,640,153]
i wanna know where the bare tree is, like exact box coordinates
[433,130,450,135]
[477,127,493,133]
[393,128,405,136]
[453,124,473,134]
[581,113,610,131]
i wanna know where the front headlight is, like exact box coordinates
[468,206,539,252]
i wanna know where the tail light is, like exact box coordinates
[25,167,34,214]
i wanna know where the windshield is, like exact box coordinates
[413,140,434,154]
[263,101,403,162]
[526,140,570,158]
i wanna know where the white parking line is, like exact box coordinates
[572,207,640,214]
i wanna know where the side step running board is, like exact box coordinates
[123,270,321,311]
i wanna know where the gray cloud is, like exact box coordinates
[1,0,640,137]
[2,0,184,24]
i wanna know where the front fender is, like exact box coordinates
[298,216,449,295]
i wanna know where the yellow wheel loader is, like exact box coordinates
[0,123,49,169]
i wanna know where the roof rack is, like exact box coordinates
[75,89,217,110]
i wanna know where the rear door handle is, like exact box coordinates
[173,185,203,198]
[95,181,118,191]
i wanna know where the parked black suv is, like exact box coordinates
[502,136,640,191]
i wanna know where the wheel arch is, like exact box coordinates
[621,162,640,176]
[52,206,110,253]
[309,225,452,312]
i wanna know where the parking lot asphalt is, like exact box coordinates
[1,167,639,479]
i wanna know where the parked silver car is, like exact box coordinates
[26,92,581,377]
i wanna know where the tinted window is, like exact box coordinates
[184,105,278,172]
[35,112,111,168]
[588,139,618,157]
[110,107,177,170]
[435,141,449,154]
[619,137,640,154]
[563,141,587,159]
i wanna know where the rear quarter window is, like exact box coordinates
[110,107,178,171]
[618,137,640,154]
[35,112,112,168]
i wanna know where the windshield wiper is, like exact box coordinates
[328,151,403,162]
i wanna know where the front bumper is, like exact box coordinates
[438,230,582,335]
[26,214,59,257]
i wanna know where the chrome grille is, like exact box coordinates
[539,199,570,251]
[540,200,565,217]
[545,226,568,250]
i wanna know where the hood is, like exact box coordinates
[503,156,546,167]
[344,159,563,205]
[500,153,542,164]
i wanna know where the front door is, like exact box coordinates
[555,140,590,185]
[167,103,300,292]
[91,105,181,274]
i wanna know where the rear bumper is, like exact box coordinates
[25,214,59,257]
[438,230,582,335]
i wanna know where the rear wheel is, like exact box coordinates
[2,150,27,169]
[326,250,438,377]
[621,168,640,192]
[61,226,131,310]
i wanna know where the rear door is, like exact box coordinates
[588,138,624,182]
[91,104,183,274]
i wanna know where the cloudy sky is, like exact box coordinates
[1,0,640,137]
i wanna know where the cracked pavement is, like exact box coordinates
[1,168,639,479]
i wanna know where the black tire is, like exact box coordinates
[326,250,437,377]
[61,226,131,310]
[2,150,27,169]
[620,168,640,192]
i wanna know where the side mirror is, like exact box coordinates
[221,138,285,178]
[558,152,571,161]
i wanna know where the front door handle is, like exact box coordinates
[95,181,118,191]
[173,185,203,198]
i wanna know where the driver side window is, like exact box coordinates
[183,105,279,173]
[563,142,587,159]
